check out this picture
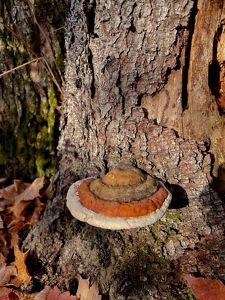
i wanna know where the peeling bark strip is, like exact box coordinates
[209,18,225,113]
[182,0,225,176]
[182,0,225,140]
[25,1,225,299]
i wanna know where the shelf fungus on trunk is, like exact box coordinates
[66,168,172,230]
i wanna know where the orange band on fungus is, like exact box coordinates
[77,179,169,217]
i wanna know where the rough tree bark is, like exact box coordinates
[24,0,225,299]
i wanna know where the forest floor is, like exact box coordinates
[0,176,102,300]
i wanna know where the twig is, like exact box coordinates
[0,56,63,94]
[42,57,63,94]
[2,2,64,92]
[0,57,43,78]
[25,0,65,86]
[54,26,65,32]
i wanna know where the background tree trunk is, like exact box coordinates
[23,0,225,299]
[0,0,66,179]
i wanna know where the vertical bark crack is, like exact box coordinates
[182,0,198,111]
[87,47,95,99]
[83,0,96,98]
[83,0,96,35]
[116,69,125,114]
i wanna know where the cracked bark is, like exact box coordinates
[24,0,225,299]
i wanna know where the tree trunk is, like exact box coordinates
[24,0,225,299]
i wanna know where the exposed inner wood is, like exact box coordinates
[182,0,225,176]
[215,19,225,113]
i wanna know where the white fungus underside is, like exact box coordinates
[66,178,172,230]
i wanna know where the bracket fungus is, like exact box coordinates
[66,168,172,230]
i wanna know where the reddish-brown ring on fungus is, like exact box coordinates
[66,168,172,230]
[78,179,168,217]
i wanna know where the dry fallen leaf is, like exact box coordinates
[0,253,6,264]
[0,287,37,300]
[0,177,50,295]
[41,183,52,200]
[76,276,101,300]
[0,287,19,300]
[11,289,36,300]
[0,178,7,186]
[8,201,29,222]
[35,286,76,300]
[0,230,6,246]
[7,222,24,248]
[85,281,102,300]
[0,182,18,212]
[0,177,48,255]
[35,276,101,300]
[34,286,51,300]
[10,177,45,220]
[26,198,45,225]
[8,200,45,230]
[76,277,89,300]
[183,274,225,300]
[0,264,17,286]
[15,177,45,203]
[10,246,31,287]
[0,180,28,203]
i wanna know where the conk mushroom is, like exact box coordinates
[66,168,172,230]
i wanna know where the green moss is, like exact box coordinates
[117,234,170,298]
[34,86,58,177]
[181,286,196,300]
[163,210,181,222]
[0,30,12,48]
[167,228,178,239]
[48,87,58,134]
[36,155,49,176]
[55,52,65,71]
[0,84,58,179]
[166,286,196,300]
[120,233,198,299]
[57,1,67,14]
[142,211,181,246]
